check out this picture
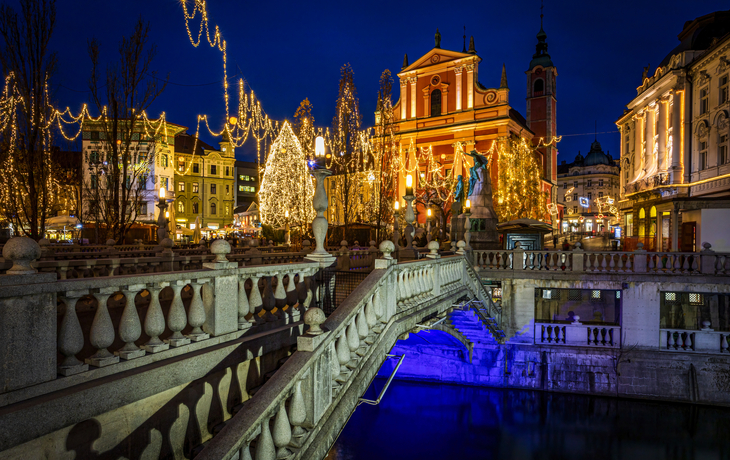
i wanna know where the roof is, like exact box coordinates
[175,132,216,155]
[583,140,610,166]
[659,9,730,67]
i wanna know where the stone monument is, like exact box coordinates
[454,150,500,249]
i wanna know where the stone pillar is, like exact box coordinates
[409,76,418,119]
[422,86,430,117]
[466,64,475,110]
[670,90,682,183]
[657,99,667,171]
[400,79,407,120]
[0,237,57,392]
[572,242,584,272]
[454,66,463,111]
[202,240,239,336]
[633,243,647,273]
[442,86,449,114]
[645,106,655,172]
[634,115,643,179]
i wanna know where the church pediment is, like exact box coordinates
[399,48,477,75]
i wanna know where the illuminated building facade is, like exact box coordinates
[390,25,559,225]
[616,10,730,252]
[557,140,620,234]
[173,133,236,234]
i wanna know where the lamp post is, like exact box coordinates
[403,174,416,250]
[156,187,169,243]
[464,198,473,251]
[426,207,432,244]
[392,200,400,250]
[307,136,333,261]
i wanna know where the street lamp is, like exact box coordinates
[464,199,472,251]
[307,136,333,261]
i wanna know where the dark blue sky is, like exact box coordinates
[46,0,728,162]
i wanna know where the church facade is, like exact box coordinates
[390,24,559,226]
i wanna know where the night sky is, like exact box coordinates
[42,0,729,162]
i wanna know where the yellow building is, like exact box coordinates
[173,133,236,235]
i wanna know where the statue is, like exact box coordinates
[454,175,464,203]
[465,149,489,197]
[435,28,441,49]
[642,64,650,81]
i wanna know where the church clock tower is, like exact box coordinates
[525,12,558,217]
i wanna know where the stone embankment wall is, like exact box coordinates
[384,337,730,406]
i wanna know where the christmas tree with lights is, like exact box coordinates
[258,121,315,233]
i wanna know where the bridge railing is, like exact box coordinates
[472,242,730,276]
[196,254,476,460]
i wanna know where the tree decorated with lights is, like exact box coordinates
[258,121,315,233]
[491,136,549,222]
[293,98,315,157]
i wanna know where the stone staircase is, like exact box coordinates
[446,302,500,347]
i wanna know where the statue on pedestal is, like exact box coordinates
[456,149,499,250]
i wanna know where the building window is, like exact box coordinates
[177,201,185,213]
[573,206,577,214]
[211,184,216,194]
[587,179,592,187]
[563,183,567,189]
[161,155,168,167]
[193,163,199,174]
[90,174,98,189]
[533,79,544,96]
[178,182,185,192]
[211,202,217,215]
[210,164,217,175]
[239,185,244,192]
[239,174,244,181]
[573,181,577,188]
[700,141,708,170]
[660,292,730,331]
[430,89,442,117]
[192,202,199,214]
[626,213,633,237]
[624,133,630,156]
[599,179,604,187]
[162,177,169,190]
[225,166,230,176]
[599,192,603,198]
[139,203,148,215]
[720,75,729,105]
[700,88,709,115]
[720,135,729,165]
[192,182,199,193]
[573,194,577,202]
[90,151,99,163]
[178,159,185,172]
[226,184,230,194]
[141,174,148,189]
[587,192,592,200]
[225,204,230,215]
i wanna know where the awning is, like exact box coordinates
[46,216,80,230]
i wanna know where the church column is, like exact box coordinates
[670,90,682,183]
[441,85,449,114]
[645,105,655,174]
[465,63,475,110]
[409,76,418,119]
[454,66,463,111]
[422,86,430,117]
[670,208,679,251]
[400,79,408,120]
[657,98,667,171]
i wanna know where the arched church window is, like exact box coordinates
[534,79,544,95]
[431,89,441,117]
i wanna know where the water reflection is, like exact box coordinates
[326,380,730,460]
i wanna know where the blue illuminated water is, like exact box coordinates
[326,379,730,460]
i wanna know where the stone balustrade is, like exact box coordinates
[535,322,620,348]
[660,328,730,353]
[472,242,729,276]
[194,254,491,460]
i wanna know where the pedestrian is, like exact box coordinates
[562,240,570,251]
[553,235,558,248]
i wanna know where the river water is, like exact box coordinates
[326,379,730,460]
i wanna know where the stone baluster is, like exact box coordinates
[601,254,609,272]
[262,276,277,322]
[329,342,341,386]
[116,285,146,360]
[238,276,250,329]
[249,276,264,324]
[285,273,298,307]
[187,280,209,341]
[585,254,593,272]
[167,281,191,347]
[346,321,359,366]
[336,333,351,377]
[86,289,119,367]
[691,255,699,272]
[142,285,169,353]
[239,444,252,460]
[290,380,307,441]
[721,334,728,353]
[673,254,682,273]
[274,273,287,318]
[616,254,624,272]
[356,309,369,343]
[682,255,690,273]
[364,295,377,331]
[255,417,275,460]
[58,292,89,376]
[272,402,292,459]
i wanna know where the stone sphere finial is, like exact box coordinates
[428,240,440,255]
[304,307,326,335]
[702,242,713,251]
[210,239,231,262]
[379,240,395,259]
[160,237,174,249]
[369,240,377,248]
[514,241,522,249]
[105,239,116,246]
[340,240,348,249]
[39,238,50,247]
[456,240,466,255]
[636,242,643,250]
[3,236,41,275]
